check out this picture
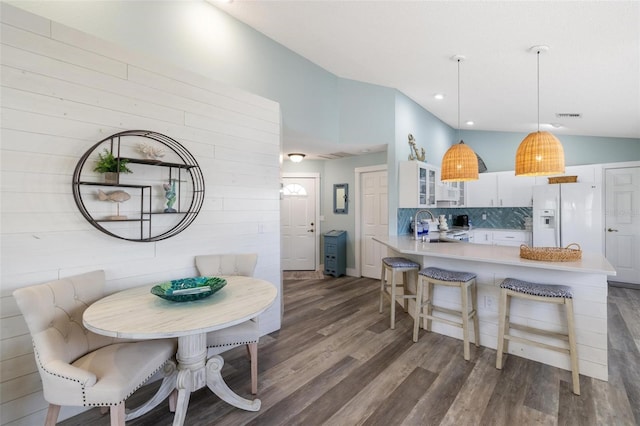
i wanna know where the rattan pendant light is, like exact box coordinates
[441,56,479,182]
[515,46,565,176]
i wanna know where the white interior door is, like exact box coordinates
[281,177,317,271]
[605,167,640,285]
[360,170,388,279]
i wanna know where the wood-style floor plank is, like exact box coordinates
[439,349,502,426]
[60,277,640,426]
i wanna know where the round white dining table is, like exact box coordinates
[83,275,277,426]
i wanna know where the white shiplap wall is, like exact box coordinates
[0,4,282,425]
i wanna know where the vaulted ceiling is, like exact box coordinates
[218,1,640,146]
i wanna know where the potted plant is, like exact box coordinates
[94,148,133,184]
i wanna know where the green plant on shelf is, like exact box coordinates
[93,148,133,174]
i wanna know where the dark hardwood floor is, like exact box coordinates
[62,277,640,425]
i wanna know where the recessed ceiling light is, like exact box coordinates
[434,93,445,100]
[465,121,474,126]
[550,123,563,128]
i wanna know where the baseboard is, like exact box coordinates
[609,281,640,289]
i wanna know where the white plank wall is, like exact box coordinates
[0,4,282,425]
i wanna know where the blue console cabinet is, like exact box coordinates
[323,230,346,277]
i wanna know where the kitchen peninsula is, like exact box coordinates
[374,236,616,381]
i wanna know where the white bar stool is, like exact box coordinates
[413,266,479,361]
[496,278,580,395]
[379,257,420,329]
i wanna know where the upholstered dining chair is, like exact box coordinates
[13,270,177,426]
[195,253,260,394]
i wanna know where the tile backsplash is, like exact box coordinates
[398,207,532,235]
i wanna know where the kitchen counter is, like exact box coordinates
[374,235,616,381]
[376,236,615,275]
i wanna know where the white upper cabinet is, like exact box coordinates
[467,171,535,207]
[436,180,466,207]
[496,172,536,207]
[536,164,600,185]
[466,174,498,207]
[399,161,438,208]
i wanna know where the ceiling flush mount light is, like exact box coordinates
[441,55,479,182]
[515,46,565,176]
[434,93,445,100]
[465,121,474,126]
[288,153,305,163]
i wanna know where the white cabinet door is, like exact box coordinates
[536,165,600,185]
[451,181,466,206]
[470,229,493,245]
[399,161,438,208]
[466,174,497,207]
[497,172,536,207]
[492,230,531,247]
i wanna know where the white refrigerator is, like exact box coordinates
[532,183,603,254]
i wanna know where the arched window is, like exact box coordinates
[282,183,308,197]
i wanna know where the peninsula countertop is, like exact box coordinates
[373,235,616,276]
[374,235,614,381]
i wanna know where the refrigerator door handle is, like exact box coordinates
[556,195,562,247]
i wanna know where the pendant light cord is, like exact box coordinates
[457,58,461,142]
[537,49,540,133]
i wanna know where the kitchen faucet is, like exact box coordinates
[414,209,435,240]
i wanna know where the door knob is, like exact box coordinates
[607,228,618,232]
[307,229,314,233]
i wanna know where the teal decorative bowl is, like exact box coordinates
[150,276,227,302]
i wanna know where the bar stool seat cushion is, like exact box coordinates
[419,267,476,282]
[500,278,573,299]
[382,257,420,269]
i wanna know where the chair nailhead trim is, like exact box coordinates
[34,343,83,385]
[208,340,258,348]
[34,341,173,407]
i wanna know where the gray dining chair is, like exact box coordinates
[12,270,177,426]
[195,253,260,394]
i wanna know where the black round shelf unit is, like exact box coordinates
[72,130,205,242]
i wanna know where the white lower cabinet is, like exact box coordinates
[469,229,531,247]
[491,230,531,247]
[469,229,492,245]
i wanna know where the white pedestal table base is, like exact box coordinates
[172,333,261,426]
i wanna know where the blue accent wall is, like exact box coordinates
[11,1,640,269]
[390,92,456,235]
[462,130,640,172]
[398,207,533,235]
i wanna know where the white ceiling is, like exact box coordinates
[216,0,640,158]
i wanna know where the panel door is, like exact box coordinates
[281,177,317,270]
[605,167,640,285]
[361,170,388,279]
